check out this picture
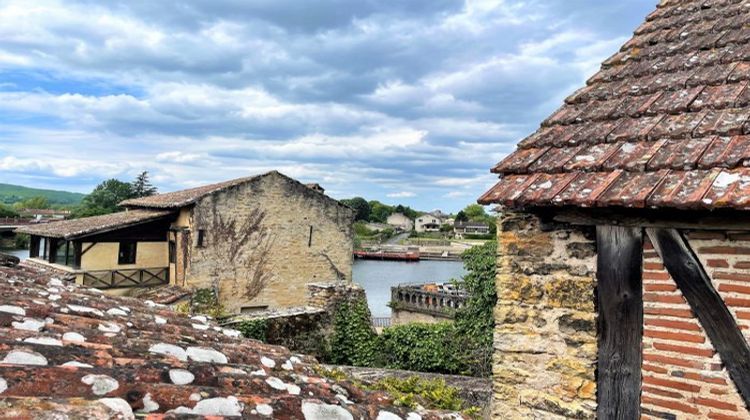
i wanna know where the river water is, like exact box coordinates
[353,259,466,317]
[1,248,464,317]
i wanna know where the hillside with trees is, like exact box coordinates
[0,183,85,206]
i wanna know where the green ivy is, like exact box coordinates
[378,323,467,374]
[191,288,227,318]
[236,319,268,342]
[453,241,497,377]
[329,298,379,367]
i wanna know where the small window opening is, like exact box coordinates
[169,240,176,264]
[197,229,206,248]
[118,241,137,265]
[308,225,313,247]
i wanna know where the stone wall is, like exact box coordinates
[391,309,450,326]
[493,212,597,419]
[640,231,750,418]
[184,172,355,313]
[223,282,368,357]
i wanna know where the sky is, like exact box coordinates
[0,0,657,212]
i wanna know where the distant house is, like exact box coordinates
[386,213,414,231]
[453,221,490,239]
[415,214,442,233]
[18,171,355,313]
[20,208,70,220]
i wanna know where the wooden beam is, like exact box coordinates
[596,225,643,420]
[647,228,750,408]
[549,207,750,231]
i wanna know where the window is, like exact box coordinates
[308,226,313,247]
[118,241,137,265]
[197,229,206,248]
[169,240,176,264]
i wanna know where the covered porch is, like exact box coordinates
[19,209,176,291]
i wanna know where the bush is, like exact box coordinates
[378,323,467,374]
[329,298,379,367]
[236,319,268,341]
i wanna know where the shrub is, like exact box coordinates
[329,298,379,367]
[236,319,268,341]
[378,323,467,374]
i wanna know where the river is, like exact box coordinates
[0,248,464,317]
[353,259,466,317]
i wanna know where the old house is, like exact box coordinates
[386,212,414,231]
[415,214,442,233]
[18,171,354,313]
[479,1,750,418]
[453,221,490,239]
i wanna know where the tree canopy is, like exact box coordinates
[12,196,50,211]
[73,179,136,218]
[340,197,371,221]
[132,171,158,197]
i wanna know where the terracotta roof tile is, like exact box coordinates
[16,210,174,240]
[480,0,750,211]
[0,264,457,419]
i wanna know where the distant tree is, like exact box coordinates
[455,210,468,223]
[132,171,158,198]
[369,201,393,223]
[0,203,18,217]
[341,197,371,221]
[72,179,135,218]
[13,196,50,211]
[463,204,487,221]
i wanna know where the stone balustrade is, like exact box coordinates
[390,284,467,319]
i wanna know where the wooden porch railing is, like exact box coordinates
[82,267,169,289]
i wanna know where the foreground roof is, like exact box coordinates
[0,263,456,419]
[17,209,174,240]
[480,0,750,210]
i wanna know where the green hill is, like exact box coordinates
[0,183,85,206]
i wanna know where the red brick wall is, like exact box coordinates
[641,232,750,419]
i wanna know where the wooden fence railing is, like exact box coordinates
[82,267,169,289]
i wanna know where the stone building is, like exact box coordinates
[479,1,750,418]
[19,171,355,313]
[386,212,414,231]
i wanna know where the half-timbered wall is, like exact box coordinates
[641,232,750,419]
[493,216,750,419]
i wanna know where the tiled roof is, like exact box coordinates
[0,263,457,419]
[120,174,267,209]
[480,0,750,210]
[16,209,174,240]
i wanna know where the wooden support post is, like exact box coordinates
[596,225,643,420]
[647,228,750,409]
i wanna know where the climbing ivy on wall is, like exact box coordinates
[329,298,379,367]
[453,240,497,377]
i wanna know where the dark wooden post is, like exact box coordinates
[596,225,643,420]
[647,228,750,408]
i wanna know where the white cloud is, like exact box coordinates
[0,0,656,211]
[387,191,416,198]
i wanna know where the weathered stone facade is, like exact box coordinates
[493,212,597,419]
[223,282,368,357]
[178,172,354,313]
